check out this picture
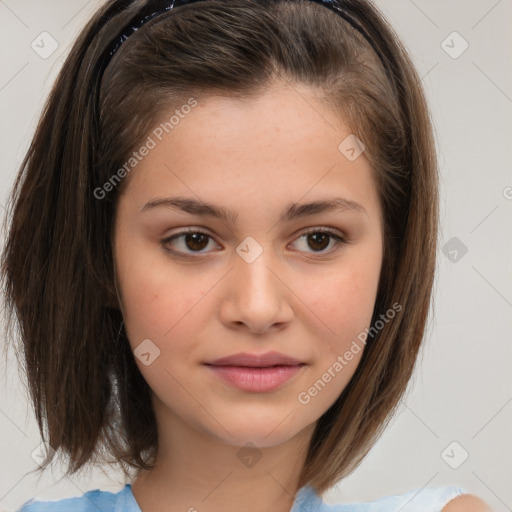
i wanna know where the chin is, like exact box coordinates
[209,411,316,449]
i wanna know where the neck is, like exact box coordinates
[130,400,316,512]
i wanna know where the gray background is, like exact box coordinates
[0,1,510,511]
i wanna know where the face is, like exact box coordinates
[113,82,383,449]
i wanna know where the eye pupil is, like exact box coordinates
[308,232,329,251]
[185,233,209,251]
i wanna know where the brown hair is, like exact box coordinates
[0,0,438,495]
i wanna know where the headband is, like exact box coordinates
[105,0,387,68]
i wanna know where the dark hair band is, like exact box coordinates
[105,0,387,68]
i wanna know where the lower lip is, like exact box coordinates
[205,364,304,392]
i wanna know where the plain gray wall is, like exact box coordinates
[0,1,510,511]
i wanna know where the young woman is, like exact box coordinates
[1,0,491,510]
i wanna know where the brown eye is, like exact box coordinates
[291,229,346,254]
[161,230,218,256]
[306,232,330,251]
[182,232,209,251]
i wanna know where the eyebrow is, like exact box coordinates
[140,196,367,223]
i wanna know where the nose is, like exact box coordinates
[219,244,294,335]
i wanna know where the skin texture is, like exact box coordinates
[443,494,493,512]
[113,81,385,512]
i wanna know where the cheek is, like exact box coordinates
[305,257,381,346]
[115,256,210,404]
[295,253,382,415]
[121,275,210,349]
[114,236,209,350]
[293,266,379,412]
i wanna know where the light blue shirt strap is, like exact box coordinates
[116,484,142,512]
[16,486,133,512]
[291,484,325,512]
[16,483,468,512]
[306,485,469,512]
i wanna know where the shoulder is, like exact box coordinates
[441,493,493,512]
[319,486,482,512]
[15,486,127,512]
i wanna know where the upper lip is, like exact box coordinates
[205,351,305,367]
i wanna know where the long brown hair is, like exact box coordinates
[0,0,438,495]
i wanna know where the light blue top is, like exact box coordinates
[17,483,468,511]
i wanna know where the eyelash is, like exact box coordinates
[160,227,347,258]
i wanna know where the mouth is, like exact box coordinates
[204,352,307,392]
[204,350,305,368]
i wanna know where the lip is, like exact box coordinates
[204,351,306,393]
[205,351,304,367]
[205,365,304,392]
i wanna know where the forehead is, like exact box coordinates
[118,83,380,224]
